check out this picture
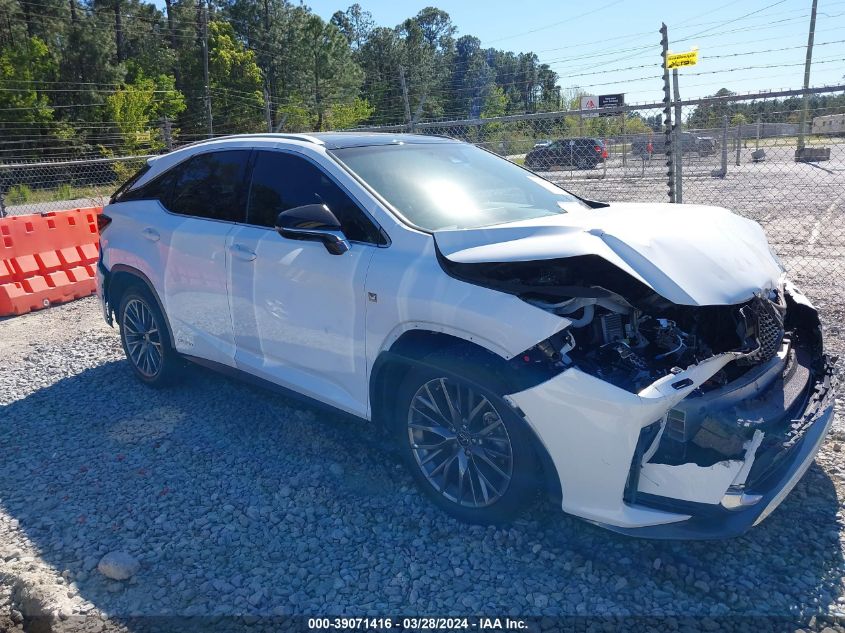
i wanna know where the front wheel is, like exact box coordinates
[394,366,536,524]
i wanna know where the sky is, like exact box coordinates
[297,0,845,104]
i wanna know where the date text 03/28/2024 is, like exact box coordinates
[307,617,529,630]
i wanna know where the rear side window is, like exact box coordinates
[121,168,177,205]
[166,150,251,222]
[110,164,151,204]
[247,151,383,244]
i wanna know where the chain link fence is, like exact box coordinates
[354,87,845,297]
[1,89,842,330]
[0,155,153,217]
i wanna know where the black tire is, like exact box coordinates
[526,158,547,171]
[392,355,537,524]
[118,285,182,387]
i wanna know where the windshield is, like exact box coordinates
[330,142,587,231]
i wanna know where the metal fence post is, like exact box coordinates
[621,113,627,169]
[0,168,6,219]
[672,68,683,204]
[660,23,674,203]
[717,115,729,177]
[735,123,742,166]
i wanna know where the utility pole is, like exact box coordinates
[202,0,213,138]
[796,0,818,154]
[162,116,173,151]
[660,23,674,203]
[263,86,273,132]
[399,66,412,133]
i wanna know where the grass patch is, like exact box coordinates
[6,184,33,204]
[5,184,111,207]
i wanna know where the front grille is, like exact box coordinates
[756,298,785,362]
[739,296,785,365]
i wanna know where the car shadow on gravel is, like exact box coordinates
[1,359,844,629]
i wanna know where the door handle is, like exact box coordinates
[230,243,257,262]
[141,227,160,242]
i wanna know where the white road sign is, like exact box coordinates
[580,95,599,118]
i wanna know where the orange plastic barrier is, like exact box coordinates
[0,207,103,317]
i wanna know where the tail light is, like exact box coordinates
[97,213,112,233]
[602,148,608,159]
[594,145,602,153]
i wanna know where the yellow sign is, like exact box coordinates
[134,130,152,142]
[666,49,698,69]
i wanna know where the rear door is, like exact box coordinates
[154,149,250,366]
[227,149,383,416]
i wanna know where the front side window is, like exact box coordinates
[166,150,250,222]
[247,151,383,244]
[331,143,588,231]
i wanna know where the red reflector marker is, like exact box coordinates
[97,214,112,233]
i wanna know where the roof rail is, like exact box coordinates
[176,133,325,150]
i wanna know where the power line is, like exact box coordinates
[484,0,624,43]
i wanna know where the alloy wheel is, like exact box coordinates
[122,298,163,377]
[407,377,514,508]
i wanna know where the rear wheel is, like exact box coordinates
[118,286,182,387]
[394,363,536,524]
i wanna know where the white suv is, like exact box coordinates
[97,133,834,537]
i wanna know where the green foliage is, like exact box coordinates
[326,98,375,130]
[0,37,56,123]
[207,20,265,132]
[731,113,749,126]
[106,70,185,152]
[276,97,312,132]
[8,0,841,163]
[687,87,845,130]
[298,15,364,130]
[56,183,74,200]
[481,86,507,119]
[7,185,33,204]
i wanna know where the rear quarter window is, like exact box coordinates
[110,164,151,204]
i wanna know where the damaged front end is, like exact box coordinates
[444,255,836,537]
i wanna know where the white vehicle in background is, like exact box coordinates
[96,133,835,538]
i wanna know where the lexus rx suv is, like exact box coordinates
[97,133,834,538]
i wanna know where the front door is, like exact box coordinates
[227,149,383,417]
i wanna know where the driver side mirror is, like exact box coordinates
[275,204,350,255]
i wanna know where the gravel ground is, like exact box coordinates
[1,296,844,633]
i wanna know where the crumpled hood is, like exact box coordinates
[433,203,784,306]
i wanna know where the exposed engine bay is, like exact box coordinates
[442,254,804,389]
[528,287,788,395]
[442,254,832,477]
